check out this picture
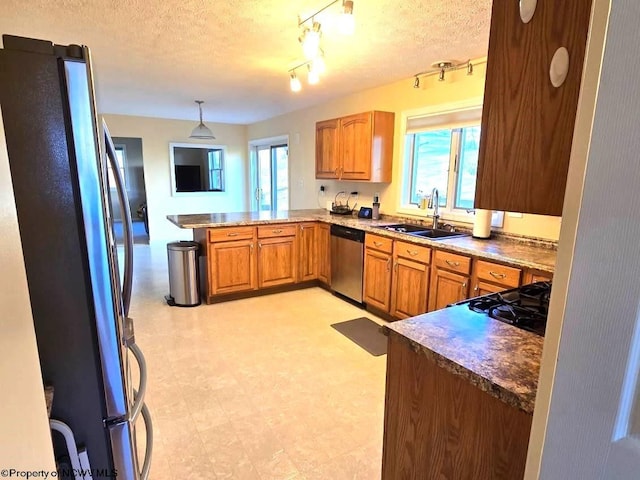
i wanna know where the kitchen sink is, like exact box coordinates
[408,229,467,239]
[375,224,467,240]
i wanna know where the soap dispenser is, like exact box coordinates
[372,193,380,220]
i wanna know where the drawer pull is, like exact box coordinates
[489,271,507,279]
[407,249,419,256]
[272,229,283,234]
[227,232,239,237]
[445,260,460,267]
[374,241,383,247]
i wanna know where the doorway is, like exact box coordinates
[108,136,149,244]
[250,136,289,211]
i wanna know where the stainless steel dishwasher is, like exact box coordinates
[330,224,365,304]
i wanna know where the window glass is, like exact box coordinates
[454,126,481,210]
[410,129,451,206]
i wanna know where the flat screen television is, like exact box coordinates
[174,165,202,192]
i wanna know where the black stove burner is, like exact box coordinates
[463,281,551,336]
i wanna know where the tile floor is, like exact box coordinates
[129,244,388,479]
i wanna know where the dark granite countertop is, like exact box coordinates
[382,306,543,413]
[167,209,556,273]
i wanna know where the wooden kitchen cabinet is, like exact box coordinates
[428,250,471,310]
[390,241,431,319]
[315,110,395,182]
[363,234,393,312]
[298,222,317,282]
[315,119,340,178]
[471,260,522,296]
[257,224,297,288]
[524,269,553,284]
[317,222,331,285]
[382,333,532,479]
[206,227,257,296]
[475,0,593,216]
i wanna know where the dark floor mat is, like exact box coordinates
[330,317,387,356]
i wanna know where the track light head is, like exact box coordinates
[413,76,420,88]
[438,69,445,82]
[467,62,474,75]
[290,72,302,92]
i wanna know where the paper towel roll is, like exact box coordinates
[473,209,492,239]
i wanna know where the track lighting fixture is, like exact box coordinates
[289,0,355,92]
[412,59,486,89]
[189,100,215,139]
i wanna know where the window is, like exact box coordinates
[401,104,483,219]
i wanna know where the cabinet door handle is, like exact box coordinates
[250,243,254,253]
[489,271,507,279]
[461,282,467,297]
[473,285,479,292]
[272,229,283,234]
[373,241,383,247]
[227,232,239,237]
[386,257,391,272]
[407,249,419,257]
[258,243,262,249]
[445,260,460,267]
[394,262,398,272]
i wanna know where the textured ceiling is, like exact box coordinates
[0,0,492,124]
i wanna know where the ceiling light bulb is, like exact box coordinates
[302,28,321,60]
[438,68,445,82]
[413,76,420,88]
[312,55,326,75]
[290,73,302,92]
[339,1,355,35]
[308,65,320,85]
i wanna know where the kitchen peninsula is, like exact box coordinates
[167,209,556,306]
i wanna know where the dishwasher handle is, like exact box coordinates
[330,224,365,242]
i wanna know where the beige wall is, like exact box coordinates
[248,61,563,240]
[102,114,249,242]
[0,112,56,469]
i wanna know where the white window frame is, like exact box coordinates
[397,98,504,227]
[248,135,290,211]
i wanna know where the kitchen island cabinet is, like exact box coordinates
[381,306,542,479]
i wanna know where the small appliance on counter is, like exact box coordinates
[358,207,373,219]
[372,192,380,220]
[330,191,357,215]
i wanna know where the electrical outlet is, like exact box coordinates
[319,185,325,196]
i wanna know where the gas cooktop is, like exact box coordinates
[458,281,551,336]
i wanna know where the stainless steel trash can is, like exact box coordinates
[166,241,201,307]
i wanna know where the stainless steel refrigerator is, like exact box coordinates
[0,35,153,479]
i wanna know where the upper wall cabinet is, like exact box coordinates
[474,0,593,216]
[315,110,395,182]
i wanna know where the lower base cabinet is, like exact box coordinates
[258,236,297,288]
[207,239,256,296]
[382,334,532,479]
[317,223,331,285]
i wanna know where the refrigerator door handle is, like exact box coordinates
[139,401,154,480]
[103,120,134,317]
[128,342,147,422]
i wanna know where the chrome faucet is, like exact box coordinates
[428,187,440,229]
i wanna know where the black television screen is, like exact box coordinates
[175,165,202,192]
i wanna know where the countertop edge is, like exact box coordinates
[167,212,555,273]
[382,326,536,414]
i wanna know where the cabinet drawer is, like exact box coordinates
[257,224,297,238]
[434,250,471,275]
[394,241,430,264]
[476,261,521,288]
[208,226,254,243]
[365,234,393,254]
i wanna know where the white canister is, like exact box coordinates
[473,209,492,239]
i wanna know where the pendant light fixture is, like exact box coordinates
[189,100,215,139]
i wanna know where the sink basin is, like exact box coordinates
[376,223,430,233]
[407,229,467,239]
[375,224,467,240]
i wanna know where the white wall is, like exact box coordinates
[248,62,563,240]
[102,114,249,242]
[0,111,56,469]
